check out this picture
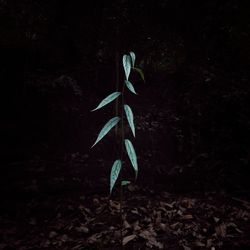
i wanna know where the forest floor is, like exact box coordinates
[0,66,250,249]
[0,164,250,250]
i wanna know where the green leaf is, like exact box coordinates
[91,92,121,111]
[125,139,138,178]
[92,117,120,148]
[121,180,131,186]
[110,160,122,194]
[124,104,135,137]
[133,67,145,82]
[123,54,131,80]
[129,51,136,68]
[125,80,137,95]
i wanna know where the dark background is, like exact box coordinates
[0,0,250,249]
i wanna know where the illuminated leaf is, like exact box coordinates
[92,117,120,147]
[110,160,122,194]
[124,104,135,137]
[123,54,131,80]
[91,92,121,111]
[125,80,137,95]
[129,51,136,68]
[125,139,138,178]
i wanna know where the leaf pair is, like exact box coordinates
[110,160,131,194]
[92,104,135,149]
[123,51,136,80]
[109,139,138,194]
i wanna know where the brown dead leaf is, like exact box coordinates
[194,241,205,247]
[109,200,120,210]
[160,201,174,209]
[75,225,89,233]
[215,223,227,238]
[170,222,180,229]
[181,198,195,208]
[206,239,213,248]
[87,233,102,244]
[139,230,152,239]
[182,245,191,250]
[181,214,193,220]
[132,221,141,231]
[155,211,162,225]
[122,234,137,245]
[213,216,220,223]
[93,198,100,207]
[139,228,163,249]
[123,220,131,229]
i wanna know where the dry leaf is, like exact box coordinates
[122,234,137,245]
[215,223,227,238]
[170,222,180,229]
[194,241,205,247]
[109,200,120,210]
[182,245,191,250]
[181,214,193,220]
[132,221,141,231]
[155,211,162,225]
[123,220,131,229]
[206,239,213,248]
[160,201,174,209]
[75,225,89,233]
[213,217,220,223]
[87,233,101,244]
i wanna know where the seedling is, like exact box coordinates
[91,52,144,247]
[91,51,140,193]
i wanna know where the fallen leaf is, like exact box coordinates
[215,223,227,238]
[87,233,102,244]
[181,214,193,220]
[109,200,120,210]
[182,245,191,250]
[194,241,205,247]
[75,225,89,233]
[49,231,57,238]
[122,234,137,245]
[123,220,131,229]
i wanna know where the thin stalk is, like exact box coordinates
[119,83,125,250]
[115,25,120,137]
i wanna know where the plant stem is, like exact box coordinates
[119,180,123,250]
[119,82,125,250]
[115,25,120,137]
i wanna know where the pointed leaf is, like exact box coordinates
[125,80,137,95]
[123,54,131,80]
[125,139,138,178]
[110,160,122,194]
[133,67,145,82]
[91,92,121,111]
[129,51,136,68]
[92,117,120,147]
[124,104,135,137]
[121,180,131,186]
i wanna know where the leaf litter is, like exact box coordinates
[0,186,249,249]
